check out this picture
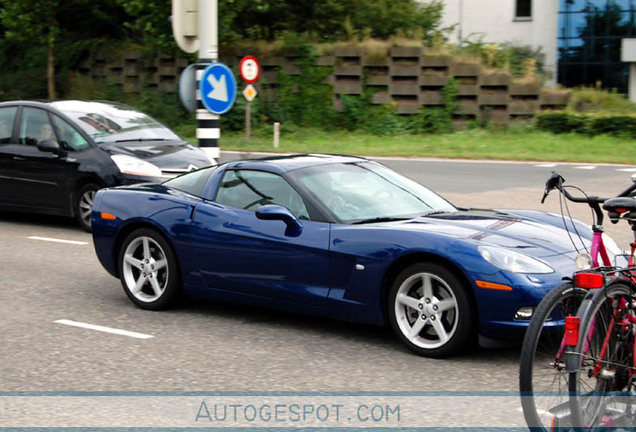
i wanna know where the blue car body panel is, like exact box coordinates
[91,156,587,341]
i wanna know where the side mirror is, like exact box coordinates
[37,138,62,155]
[256,204,303,236]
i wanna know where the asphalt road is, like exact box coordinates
[1,156,635,429]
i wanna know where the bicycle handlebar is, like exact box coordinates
[541,171,636,226]
[542,171,636,204]
[541,172,565,204]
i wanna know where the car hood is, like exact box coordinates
[102,139,211,171]
[399,208,591,259]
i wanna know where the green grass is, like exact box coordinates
[184,126,636,165]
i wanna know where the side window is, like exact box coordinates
[19,107,55,146]
[52,114,89,151]
[163,166,218,197]
[215,170,309,219]
[0,107,17,144]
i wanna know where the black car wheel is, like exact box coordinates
[75,183,99,232]
[117,228,182,310]
[388,263,474,358]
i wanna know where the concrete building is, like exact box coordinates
[433,0,636,92]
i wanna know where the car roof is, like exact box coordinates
[0,99,135,112]
[0,100,51,108]
[223,154,368,173]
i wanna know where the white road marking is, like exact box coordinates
[616,168,636,172]
[574,165,597,170]
[28,236,88,245]
[54,319,153,339]
[535,163,557,168]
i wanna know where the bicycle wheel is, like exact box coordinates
[569,281,636,429]
[520,282,587,431]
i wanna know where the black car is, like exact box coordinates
[0,100,211,231]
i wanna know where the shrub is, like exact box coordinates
[567,87,636,114]
[536,111,636,138]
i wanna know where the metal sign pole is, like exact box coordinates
[196,0,220,163]
[245,101,251,143]
[238,57,260,147]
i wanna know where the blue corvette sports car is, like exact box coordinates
[91,154,608,357]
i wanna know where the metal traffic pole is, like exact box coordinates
[196,0,220,163]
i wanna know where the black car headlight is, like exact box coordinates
[111,154,162,178]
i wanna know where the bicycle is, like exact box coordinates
[520,172,636,432]
[566,196,636,430]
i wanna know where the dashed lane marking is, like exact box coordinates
[54,319,153,339]
[27,236,88,245]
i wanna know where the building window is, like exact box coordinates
[558,0,636,93]
[516,0,532,19]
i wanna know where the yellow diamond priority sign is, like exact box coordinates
[242,84,257,102]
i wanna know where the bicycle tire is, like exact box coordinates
[568,281,636,429]
[519,282,587,431]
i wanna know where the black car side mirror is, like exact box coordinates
[256,204,303,237]
[37,138,62,155]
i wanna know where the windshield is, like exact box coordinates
[50,100,181,144]
[290,161,457,223]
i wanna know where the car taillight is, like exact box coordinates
[574,272,604,289]
[565,316,580,346]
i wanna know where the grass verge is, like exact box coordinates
[183,126,636,165]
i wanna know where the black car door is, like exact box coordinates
[0,106,20,206]
[0,106,80,214]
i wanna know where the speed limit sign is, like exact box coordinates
[239,56,260,83]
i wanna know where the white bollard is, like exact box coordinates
[273,122,280,148]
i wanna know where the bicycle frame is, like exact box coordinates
[568,264,636,430]
[590,230,612,268]
[585,284,636,377]
[521,172,636,432]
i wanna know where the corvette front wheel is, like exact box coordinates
[118,228,181,310]
[388,263,474,358]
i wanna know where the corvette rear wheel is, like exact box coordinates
[388,263,474,358]
[118,228,181,310]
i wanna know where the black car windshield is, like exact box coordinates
[290,161,457,223]
[50,100,181,143]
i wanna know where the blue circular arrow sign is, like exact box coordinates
[200,62,237,115]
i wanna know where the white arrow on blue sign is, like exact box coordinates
[200,62,237,115]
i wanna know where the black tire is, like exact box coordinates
[569,282,636,429]
[117,228,182,310]
[75,183,99,232]
[387,262,474,358]
[519,282,586,431]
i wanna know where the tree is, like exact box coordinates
[118,0,445,50]
[0,0,60,97]
[117,0,179,54]
[0,0,127,99]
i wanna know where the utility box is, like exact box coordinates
[172,0,199,53]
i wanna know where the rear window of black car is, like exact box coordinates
[163,166,217,197]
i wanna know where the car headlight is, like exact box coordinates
[478,246,554,274]
[111,154,162,178]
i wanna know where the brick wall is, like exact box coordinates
[78,47,569,127]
